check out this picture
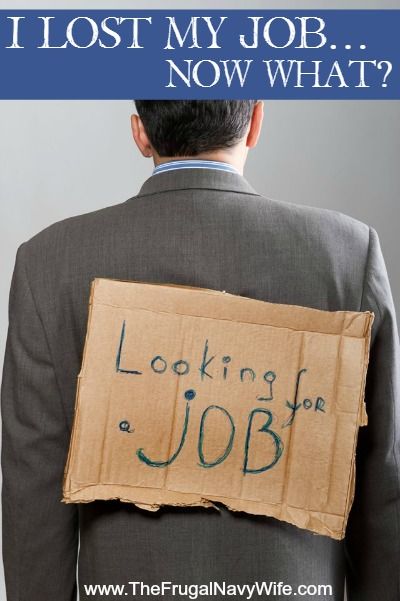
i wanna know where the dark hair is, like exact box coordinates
[134,100,257,157]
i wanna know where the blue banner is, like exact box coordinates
[0,10,398,99]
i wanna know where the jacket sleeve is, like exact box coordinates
[1,242,79,601]
[345,227,400,600]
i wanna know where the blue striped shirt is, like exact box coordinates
[152,159,239,176]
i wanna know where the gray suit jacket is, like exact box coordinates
[1,168,399,601]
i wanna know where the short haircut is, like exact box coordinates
[134,100,257,157]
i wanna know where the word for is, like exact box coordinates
[281,368,325,427]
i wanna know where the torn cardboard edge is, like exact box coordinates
[62,278,375,541]
[63,483,347,540]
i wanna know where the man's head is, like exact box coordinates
[131,100,264,174]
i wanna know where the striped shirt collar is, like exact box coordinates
[152,159,239,176]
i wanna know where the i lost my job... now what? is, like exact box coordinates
[4,15,389,89]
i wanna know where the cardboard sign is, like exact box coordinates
[63,278,374,540]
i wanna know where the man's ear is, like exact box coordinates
[246,101,264,149]
[131,114,154,158]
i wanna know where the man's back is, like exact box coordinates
[2,168,399,601]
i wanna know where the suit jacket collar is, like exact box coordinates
[136,167,261,198]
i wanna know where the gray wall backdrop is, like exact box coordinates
[0,0,399,599]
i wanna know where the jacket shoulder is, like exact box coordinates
[18,200,132,266]
[264,195,370,238]
[247,195,372,310]
[261,195,371,258]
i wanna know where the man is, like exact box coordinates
[1,100,399,601]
